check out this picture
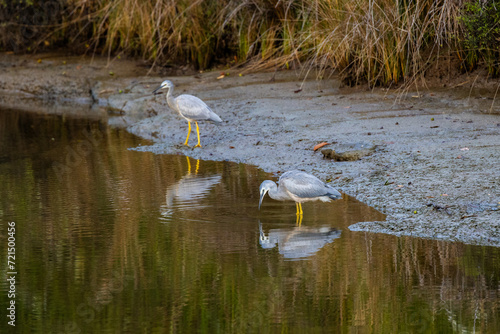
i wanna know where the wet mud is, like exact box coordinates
[1,53,499,246]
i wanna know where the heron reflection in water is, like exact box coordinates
[160,157,221,220]
[259,221,341,260]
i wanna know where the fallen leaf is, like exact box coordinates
[98,89,114,94]
[217,73,225,79]
[430,125,439,128]
[313,142,329,151]
[294,89,302,93]
[229,146,235,149]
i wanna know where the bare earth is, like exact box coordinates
[1,53,499,246]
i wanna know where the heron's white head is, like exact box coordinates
[258,180,276,210]
[152,80,174,94]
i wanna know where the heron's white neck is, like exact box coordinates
[267,183,289,201]
[165,87,176,109]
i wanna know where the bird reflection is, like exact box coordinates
[160,157,221,220]
[259,221,341,260]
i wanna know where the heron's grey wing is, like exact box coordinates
[175,94,221,122]
[279,171,332,199]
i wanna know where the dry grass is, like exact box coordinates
[1,0,489,86]
[296,0,465,86]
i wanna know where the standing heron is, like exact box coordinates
[259,170,342,216]
[152,80,222,147]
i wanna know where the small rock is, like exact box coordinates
[321,145,376,161]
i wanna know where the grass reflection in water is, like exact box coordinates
[0,109,499,333]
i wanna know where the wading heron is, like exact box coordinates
[153,80,222,147]
[259,170,342,216]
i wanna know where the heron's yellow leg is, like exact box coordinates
[295,202,304,216]
[184,122,192,146]
[186,156,192,172]
[296,214,303,226]
[194,122,202,148]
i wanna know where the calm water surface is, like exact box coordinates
[1,109,499,333]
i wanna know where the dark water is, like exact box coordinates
[0,109,499,333]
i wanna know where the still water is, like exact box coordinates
[0,109,499,333]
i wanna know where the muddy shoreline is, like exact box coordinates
[1,53,499,246]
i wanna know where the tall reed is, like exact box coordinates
[294,0,464,85]
[2,0,492,85]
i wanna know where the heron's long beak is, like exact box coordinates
[258,191,266,210]
[152,85,163,95]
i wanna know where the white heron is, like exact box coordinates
[153,80,222,147]
[259,170,342,216]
